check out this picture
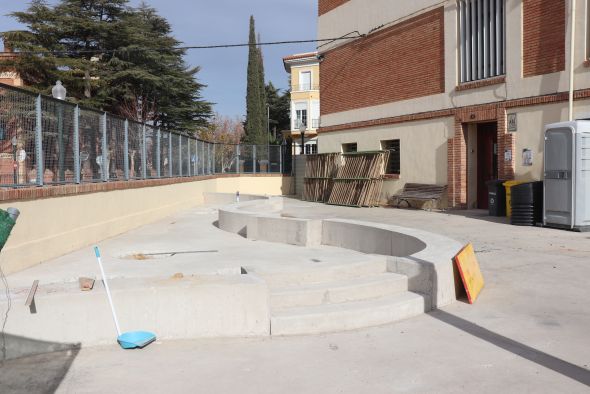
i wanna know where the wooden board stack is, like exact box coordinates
[327,151,389,207]
[303,153,341,202]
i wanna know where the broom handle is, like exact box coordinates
[94,246,122,336]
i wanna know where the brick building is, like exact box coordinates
[317,0,583,209]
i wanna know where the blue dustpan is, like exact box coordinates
[94,246,157,349]
[118,331,156,349]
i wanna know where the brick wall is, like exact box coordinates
[320,7,445,116]
[319,0,350,16]
[523,0,566,77]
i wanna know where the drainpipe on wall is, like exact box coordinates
[569,0,576,121]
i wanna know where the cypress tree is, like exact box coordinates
[244,16,266,145]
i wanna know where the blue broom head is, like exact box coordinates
[117,331,156,349]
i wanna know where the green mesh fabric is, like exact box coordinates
[0,210,16,251]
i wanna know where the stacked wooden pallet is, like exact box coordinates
[303,153,340,202]
[327,151,389,207]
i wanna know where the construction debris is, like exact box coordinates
[79,277,95,291]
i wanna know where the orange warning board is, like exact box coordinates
[454,243,484,304]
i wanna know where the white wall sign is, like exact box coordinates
[507,113,517,132]
[522,149,533,166]
[504,149,512,162]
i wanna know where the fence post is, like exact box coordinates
[74,106,80,184]
[102,113,108,181]
[178,134,182,176]
[236,144,240,174]
[156,128,161,178]
[187,138,192,176]
[253,145,257,174]
[212,143,216,174]
[124,119,129,180]
[35,94,43,186]
[141,124,147,179]
[168,132,173,177]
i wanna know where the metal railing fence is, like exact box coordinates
[0,83,284,187]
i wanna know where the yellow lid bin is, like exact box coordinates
[503,180,526,217]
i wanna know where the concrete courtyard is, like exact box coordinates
[1,199,589,393]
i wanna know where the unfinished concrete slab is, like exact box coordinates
[2,197,590,393]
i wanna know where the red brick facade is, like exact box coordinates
[319,0,350,16]
[523,0,566,77]
[320,7,445,116]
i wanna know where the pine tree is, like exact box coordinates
[244,16,266,145]
[2,0,211,132]
[265,82,290,143]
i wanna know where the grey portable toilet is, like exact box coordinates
[544,121,590,231]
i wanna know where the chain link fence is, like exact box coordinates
[0,83,284,187]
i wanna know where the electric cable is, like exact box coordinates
[10,35,364,57]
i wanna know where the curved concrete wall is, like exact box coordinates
[219,198,462,308]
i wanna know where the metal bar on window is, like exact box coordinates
[496,0,503,74]
[459,1,466,83]
[483,0,489,79]
[465,0,472,82]
[477,0,484,80]
[490,0,496,76]
[471,0,478,79]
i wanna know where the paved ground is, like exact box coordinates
[2,199,590,393]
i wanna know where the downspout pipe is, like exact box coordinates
[569,0,576,121]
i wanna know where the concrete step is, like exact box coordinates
[271,292,427,336]
[270,273,408,310]
[251,258,387,288]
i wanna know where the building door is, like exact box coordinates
[476,122,498,209]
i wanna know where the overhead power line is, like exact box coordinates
[8,34,365,56]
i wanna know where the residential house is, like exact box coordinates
[283,52,321,155]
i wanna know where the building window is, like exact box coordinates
[342,143,357,153]
[299,71,312,91]
[381,139,400,175]
[457,0,506,83]
[305,144,318,155]
[295,109,307,129]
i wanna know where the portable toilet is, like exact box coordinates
[544,121,590,231]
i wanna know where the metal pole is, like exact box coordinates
[569,0,577,121]
[178,134,182,176]
[35,94,43,186]
[187,137,191,176]
[74,106,80,184]
[102,113,108,181]
[279,145,283,174]
[58,103,65,181]
[156,128,161,178]
[123,120,129,180]
[141,124,147,179]
[237,144,241,174]
[168,132,173,177]
[253,145,257,174]
[212,143,216,174]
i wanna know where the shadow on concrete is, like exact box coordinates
[430,310,590,387]
[0,333,80,394]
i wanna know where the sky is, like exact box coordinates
[0,0,318,118]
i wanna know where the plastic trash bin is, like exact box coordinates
[510,181,543,226]
[503,180,526,217]
[486,180,506,216]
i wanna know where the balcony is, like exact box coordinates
[291,84,320,92]
[293,118,320,130]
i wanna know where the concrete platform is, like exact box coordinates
[2,199,590,393]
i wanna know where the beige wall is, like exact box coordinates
[0,176,292,274]
[318,118,452,200]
